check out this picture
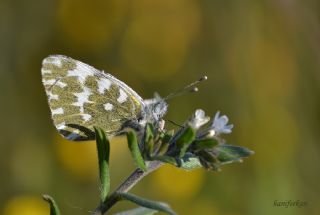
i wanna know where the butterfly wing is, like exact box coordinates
[42,55,144,141]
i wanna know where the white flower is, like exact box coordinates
[189,109,210,129]
[211,111,233,135]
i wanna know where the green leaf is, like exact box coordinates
[193,138,218,151]
[179,153,203,170]
[197,150,218,163]
[162,130,174,143]
[42,194,61,215]
[196,150,221,171]
[127,130,147,172]
[94,127,110,201]
[156,130,173,156]
[145,123,154,142]
[157,142,170,156]
[176,126,196,158]
[216,144,254,164]
[119,192,177,215]
[144,123,154,157]
[114,207,158,215]
[151,155,177,166]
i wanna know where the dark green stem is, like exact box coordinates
[92,161,163,215]
[43,194,61,215]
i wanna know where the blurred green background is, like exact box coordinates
[1,0,319,214]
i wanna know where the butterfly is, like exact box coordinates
[42,55,168,141]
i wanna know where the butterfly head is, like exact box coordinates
[140,93,168,127]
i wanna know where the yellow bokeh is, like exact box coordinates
[121,0,200,80]
[226,33,299,167]
[55,133,128,181]
[58,0,128,51]
[183,198,220,215]
[55,134,98,181]
[151,164,205,199]
[3,195,48,215]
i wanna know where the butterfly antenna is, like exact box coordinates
[167,119,184,128]
[164,75,208,101]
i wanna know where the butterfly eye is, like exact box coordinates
[137,116,144,123]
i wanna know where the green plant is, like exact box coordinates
[43,109,253,215]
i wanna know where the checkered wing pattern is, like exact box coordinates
[42,55,144,141]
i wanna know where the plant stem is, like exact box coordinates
[92,161,163,215]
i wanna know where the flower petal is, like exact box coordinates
[211,111,233,135]
[189,109,210,129]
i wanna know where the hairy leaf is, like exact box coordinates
[119,193,177,215]
[94,127,111,201]
[127,130,147,172]
[216,144,254,164]
[179,153,203,170]
[193,138,218,151]
[176,126,196,158]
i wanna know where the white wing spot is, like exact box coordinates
[72,87,93,113]
[42,79,67,88]
[52,107,64,115]
[67,61,95,85]
[104,103,113,111]
[43,79,56,85]
[41,69,51,74]
[117,89,128,103]
[56,122,66,130]
[82,114,92,121]
[48,91,59,101]
[97,78,112,94]
[43,57,62,67]
[57,81,67,88]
